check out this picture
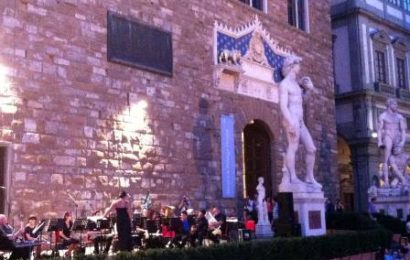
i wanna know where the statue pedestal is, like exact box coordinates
[371,187,410,221]
[279,184,326,237]
[255,223,273,238]
[293,192,326,236]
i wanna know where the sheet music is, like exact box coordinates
[87,216,106,223]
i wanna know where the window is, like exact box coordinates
[397,58,407,89]
[238,0,266,12]
[405,0,410,11]
[288,0,308,31]
[387,0,401,7]
[375,50,387,83]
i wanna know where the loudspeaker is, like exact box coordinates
[276,192,294,223]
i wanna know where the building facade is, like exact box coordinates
[0,0,337,221]
[332,0,410,211]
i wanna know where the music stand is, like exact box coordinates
[86,219,97,231]
[72,218,87,232]
[47,218,64,232]
[97,218,110,230]
[72,218,88,248]
[132,214,142,229]
[144,220,158,234]
[47,218,64,256]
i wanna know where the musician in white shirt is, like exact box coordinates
[207,207,226,244]
[0,214,31,260]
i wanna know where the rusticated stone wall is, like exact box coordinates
[0,0,337,221]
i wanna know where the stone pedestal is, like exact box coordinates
[279,183,326,236]
[293,192,326,236]
[255,223,273,238]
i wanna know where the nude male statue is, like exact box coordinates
[377,98,406,187]
[279,55,321,188]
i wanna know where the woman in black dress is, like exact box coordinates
[104,191,132,251]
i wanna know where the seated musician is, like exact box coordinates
[24,215,42,257]
[0,214,31,260]
[170,210,191,248]
[24,215,39,241]
[189,209,208,247]
[208,206,227,244]
[59,212,79,257]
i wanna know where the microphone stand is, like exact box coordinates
[67,193,79,219]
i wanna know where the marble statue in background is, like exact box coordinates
[279,55,321,189]
[256,177,269,225]
[389,145,410,186]
[378,98,406,187]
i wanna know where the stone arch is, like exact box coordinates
[243,119,274,199]
[234,103,282,198]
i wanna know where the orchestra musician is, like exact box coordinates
[24,215,39,241]
[59,212,80,257]
[24,215,41,257]
[189,209,208,247]
[0,214,31,260]
[208,206,227,244]
[104,191,132,251]
[170,210,191,248]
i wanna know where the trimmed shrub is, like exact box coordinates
[107,228,391,260]
[374,213,407,235]
[326,212,379,230]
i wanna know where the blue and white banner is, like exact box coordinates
[221,114,236,198]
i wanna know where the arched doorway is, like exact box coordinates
[337,136,354,211]
[243,120,272,199]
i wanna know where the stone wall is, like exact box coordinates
[0,0,337,220]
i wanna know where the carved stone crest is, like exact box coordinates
[244,31,269,66]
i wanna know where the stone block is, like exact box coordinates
[53,156,76,166]
[22,133,40,144]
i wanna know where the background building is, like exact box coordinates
[332,0,410,211]
[0,0,337,221]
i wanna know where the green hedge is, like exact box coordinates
[374,213,407,235]
[99,229,390,260]
[326,212,379,230]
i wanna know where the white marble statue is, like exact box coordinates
[389,145,410,186]
[279,55,321,189]
[378,98,406,187]
[256,177,269,225]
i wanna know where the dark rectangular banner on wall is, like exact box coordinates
[221,114,236,198]
[107,11,173,76]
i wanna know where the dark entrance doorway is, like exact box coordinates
[243,120,272,199]
[337,136,354,211]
